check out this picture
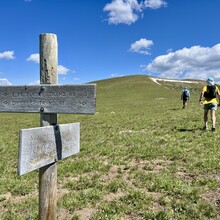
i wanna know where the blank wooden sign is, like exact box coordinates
[18,123,80,176]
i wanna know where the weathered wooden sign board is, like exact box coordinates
[0,84,96,114]
[18,123,80,176]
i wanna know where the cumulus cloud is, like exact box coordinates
[103,0,141,25]
[27,53,39,63]
[143,0,167,9]
[103,0,167,25]
[145,43,220,82]
[0,78,12,86]
[58,65,70,75]
[129,38,153,55]
[0,51,15,60]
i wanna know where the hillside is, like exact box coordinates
[91,75,205,107]
[0,75,220,219]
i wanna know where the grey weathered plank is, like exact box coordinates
[0,84,96,114]
[18,123,80,176]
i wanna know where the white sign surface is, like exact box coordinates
[18,123,80,176]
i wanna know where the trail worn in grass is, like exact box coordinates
[0,75,220,219]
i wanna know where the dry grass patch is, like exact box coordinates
[73,207,96,220]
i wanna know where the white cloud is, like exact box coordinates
[103,0,166,25]
[129,38,153,55]
[0,78,12,86]
[143,0,167,9]
[145,43,220,82]
[58,65,70,75]
[103,0,141,25]
[27,53,39,63]
[0,51,15,60]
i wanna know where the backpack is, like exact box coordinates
[182,90,189,98]
[204,85,217,99]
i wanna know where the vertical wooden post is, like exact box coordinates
[39,33,58,220]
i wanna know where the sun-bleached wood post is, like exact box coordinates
[39,33,58,220]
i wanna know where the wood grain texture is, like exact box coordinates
[39,33,58,220]
[0,84,96,114]
[18,123,80,176]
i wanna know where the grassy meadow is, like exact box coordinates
[0,75,220,219]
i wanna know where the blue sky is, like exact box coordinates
[1,0,220,85]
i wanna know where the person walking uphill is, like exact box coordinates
[181,87,190,108]
[199,77,220,131]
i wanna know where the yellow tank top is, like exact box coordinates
[203,85,219,104]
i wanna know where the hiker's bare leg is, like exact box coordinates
[210,110,216,128]
[204,110,208,128]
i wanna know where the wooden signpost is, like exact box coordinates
[0,33,96,220]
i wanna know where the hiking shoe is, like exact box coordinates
[203,126,208,130]
[212,127,216,132]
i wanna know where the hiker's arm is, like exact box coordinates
[217,90,220,106]
[199,91,204,105]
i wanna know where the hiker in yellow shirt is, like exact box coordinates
[199,77,220,131]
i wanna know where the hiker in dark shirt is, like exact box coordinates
[181,87,190,109]
[199,77,220,131]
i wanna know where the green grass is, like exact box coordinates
[0,75,220,219]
